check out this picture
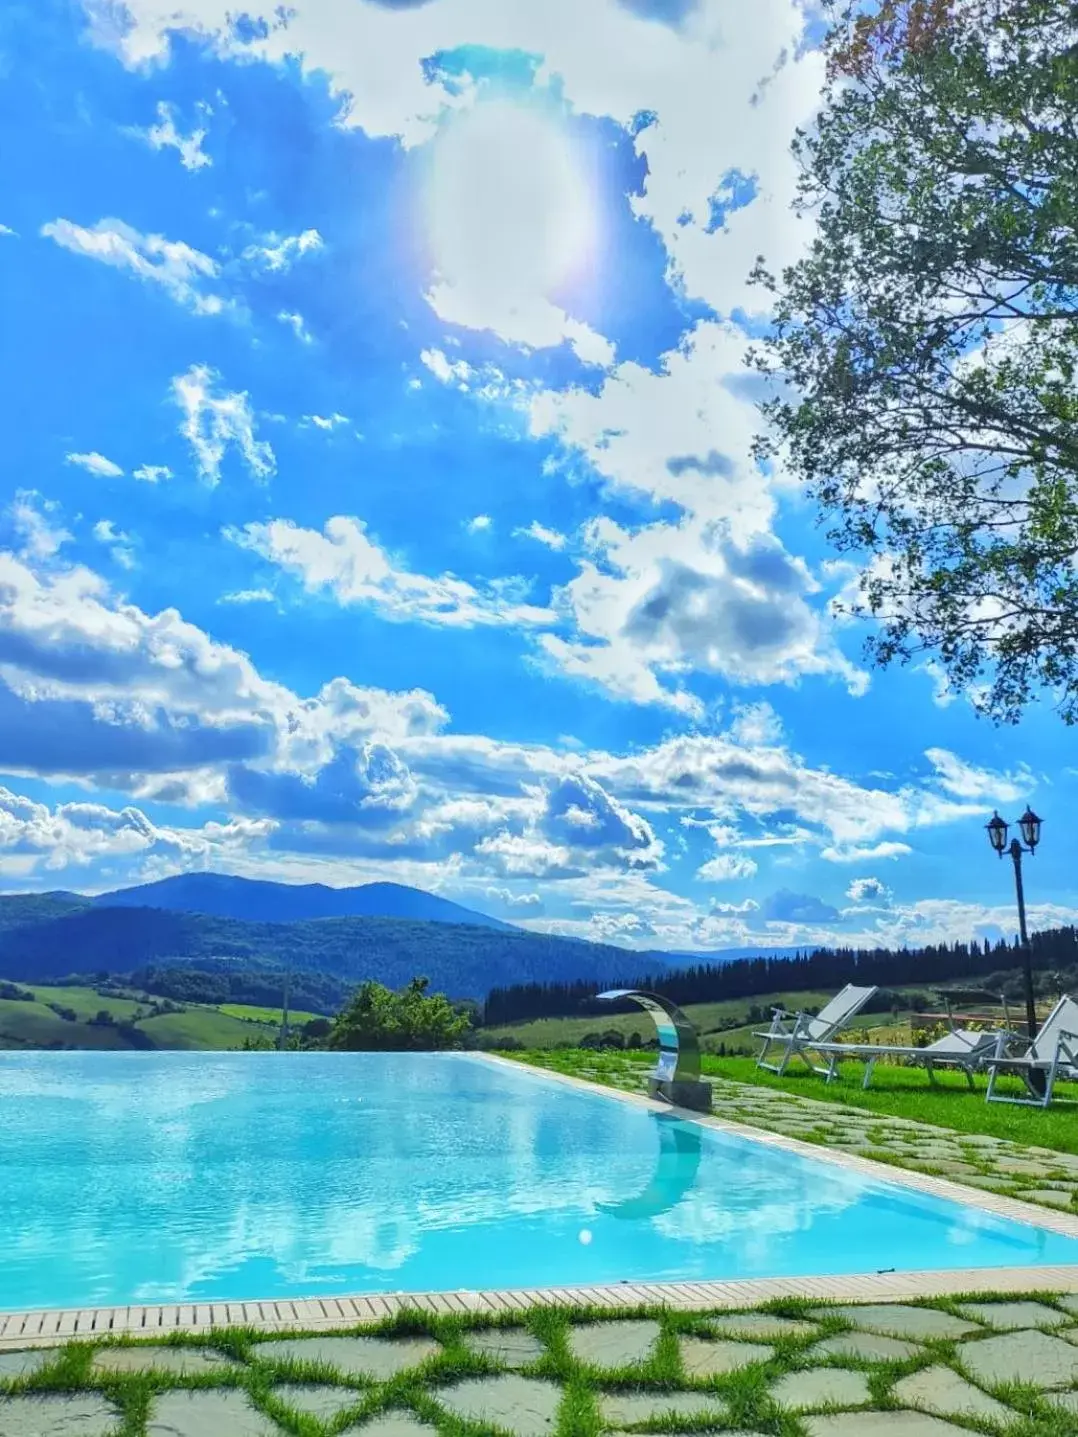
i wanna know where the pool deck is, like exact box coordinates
[5,1053,1078,1347]
[5,1264,1078,1347]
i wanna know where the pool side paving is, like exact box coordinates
[4,1296,1078,1435]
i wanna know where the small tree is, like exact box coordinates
[329,977,470,1052]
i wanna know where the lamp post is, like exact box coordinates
[985,807,1043,1042]
[278,965,292,1052]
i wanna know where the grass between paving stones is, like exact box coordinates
[6,1294,1078,1435]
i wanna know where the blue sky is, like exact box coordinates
[0,0,1074,953]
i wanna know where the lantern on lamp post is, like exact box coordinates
[985,807,1043,1043]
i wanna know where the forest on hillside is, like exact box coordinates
[0,900,638,998]
[482,927,1078,1025]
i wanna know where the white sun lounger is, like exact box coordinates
[755,983,878,1077]
[809,1027,1000,1091]
[984,994,1078,1108]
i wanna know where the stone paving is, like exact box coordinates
[4,1298,1078,1434]
[537,1056,1078,1219]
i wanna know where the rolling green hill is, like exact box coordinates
[0,983,315,1052]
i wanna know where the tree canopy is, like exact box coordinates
[750,0,1078,722]
[329,976,471,1051]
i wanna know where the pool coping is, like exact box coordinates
[4,1052,1077,1347]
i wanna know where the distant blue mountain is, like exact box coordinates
[91,873,513,931]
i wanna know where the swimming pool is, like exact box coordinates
[1,1051,1075,1311]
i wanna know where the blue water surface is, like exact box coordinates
[1,1052,1075,1310]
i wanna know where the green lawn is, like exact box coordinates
[710,1053,1078,1153]
[513,1047,1078,1154]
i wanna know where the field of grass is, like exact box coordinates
[218,1002,321,1025]
[135,1009,274,1050]
[0,984,304,1052]
[0,995,130,1050]
[27,984,148,1021]
[512,1046,1078,1153]
[477,989,915,1053]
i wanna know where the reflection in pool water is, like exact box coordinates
[1,1051,1075,1311]
[596,1116,702,1221]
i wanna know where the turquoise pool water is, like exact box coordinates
[1,1051,1075,1311]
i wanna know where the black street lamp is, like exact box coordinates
[985,807,1043,1042]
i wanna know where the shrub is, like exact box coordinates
[329,976,470,1052]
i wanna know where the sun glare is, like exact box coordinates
[424,99,597,316]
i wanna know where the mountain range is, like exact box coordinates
[0,878,633,999]
[0,874,795,1000]
[86,872,512,930]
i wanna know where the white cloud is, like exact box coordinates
[132,464,173,483]
[66,451,123,478]
[219,588,275,605]
[420,348,474,387]
[486,886,543,911]
[0,224,16,238]
[516,520,567,551]
[534,511,865,714]
[244,228,323,272]
[467,515,492,533]
[925,747,1030,804]
[697,852,758,882]
[229,515,556,629]
[278,310,313,343]
[172,364,275,486]
[92,519,136,569]
[521,320,869,710]
[135,100,212,170]
[305,413,350,431]
[846,876,892,905]
[95,0,817,349]
[9,492,71,561]
[821,841,914,864]
[727,700,784,747]
[475,772,662,880]
[0,546,448,797]
[42,217,223,315]
[530,320,771,522]
[0,784,271,878]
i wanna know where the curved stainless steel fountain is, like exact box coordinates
[595,989,713,1111]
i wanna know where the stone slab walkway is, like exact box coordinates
[3,1296,1078,1434]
